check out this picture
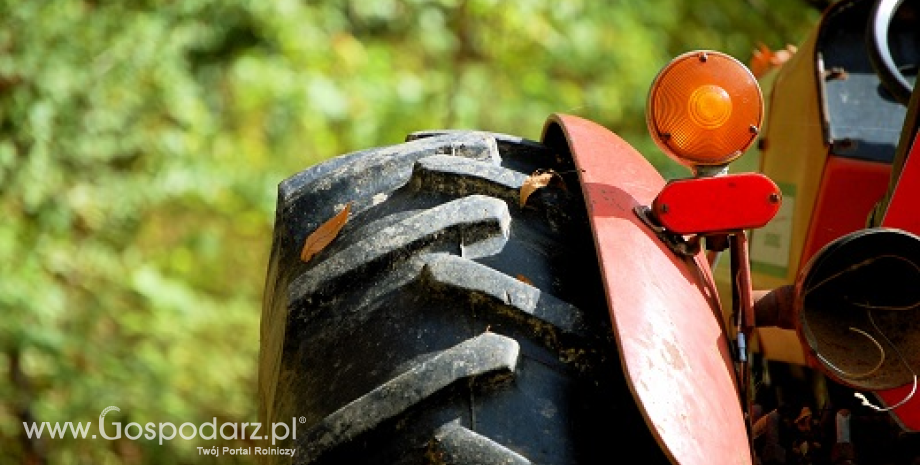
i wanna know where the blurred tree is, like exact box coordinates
[0,0,820,463]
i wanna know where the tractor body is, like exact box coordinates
[258,0,919,462]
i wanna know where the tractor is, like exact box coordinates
[257,0,919,463]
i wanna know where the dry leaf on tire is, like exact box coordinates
[519,169,567,207]
[300,203,352,263]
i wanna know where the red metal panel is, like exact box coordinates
[542,114,752,465]
[653,174,781,235]
[883,133,920,232]
[800,156,891,267]
[878,132,920,432]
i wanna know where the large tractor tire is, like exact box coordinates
[258,130,671,464]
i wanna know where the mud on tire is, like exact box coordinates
[258,130,671,464]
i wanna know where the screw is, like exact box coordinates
[768,193,780,204]
[699,52,708,62]
[749,125,759,135]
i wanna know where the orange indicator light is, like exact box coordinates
[647,50,763,169]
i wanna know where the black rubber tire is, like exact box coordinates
[258,130,670,464]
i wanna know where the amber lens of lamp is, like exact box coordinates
[647,51,763,167]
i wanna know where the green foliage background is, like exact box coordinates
[1,1,820,463]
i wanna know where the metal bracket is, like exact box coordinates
[633,205,701,257]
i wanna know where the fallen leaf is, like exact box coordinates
[519,169,567,207]
[516,274,533,286]
[301,202,351,263]
[749,42,797,79]
[749,42,774,79]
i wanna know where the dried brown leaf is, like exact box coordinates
[750,42,797,79]
[519,169,567,207]
[749,42,774,79]
[516,274,534,286]
[300,202,352,263]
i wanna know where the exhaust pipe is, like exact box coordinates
[753,227,920,392]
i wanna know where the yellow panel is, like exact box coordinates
[754,26,828,286]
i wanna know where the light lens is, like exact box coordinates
[647,51,763,167]
[688,84,732,129]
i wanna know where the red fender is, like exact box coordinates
[542,114,752,465]
[877,131,920,431]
